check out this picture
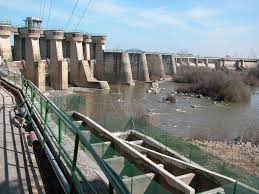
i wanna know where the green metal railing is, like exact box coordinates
[0,67,130,194]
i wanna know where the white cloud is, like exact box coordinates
[138,7,183,26]
[185,7,219,20]
[89,0,128,17]
[0,0,38,12]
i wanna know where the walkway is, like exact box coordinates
[0,82,46,194]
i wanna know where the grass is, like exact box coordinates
[174,66,250,102]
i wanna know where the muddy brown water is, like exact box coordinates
[49,81,259,144]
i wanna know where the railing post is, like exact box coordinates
[189,144,193,164]
[14,73,16,84]
[109,182,114,194]
[58,118,62,157]
[233,181,237,194]
[70,133,80,193]
[131,117,135,130]
[102,142,104,157]
[25,82,29,96]
[31,87,35,106]
[21,76,25,91]
[40,98,43,117]
[131,176,133,193]
[21,77,24,91]
[44,101,49,126]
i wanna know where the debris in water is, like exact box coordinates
[160,94,176,104]
[191,104,200,108]
[176,108,186,113]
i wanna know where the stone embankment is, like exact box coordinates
[188,139,259,176]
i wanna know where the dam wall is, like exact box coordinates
[146,54,165,80]
[128,53,150,81]
[103,52,166,83]
[102,51,258,84]
[162,55,172,75]
[103,51,134,85]
[0,25,13,62]
[128,53,142,81]
[1,17,259,91]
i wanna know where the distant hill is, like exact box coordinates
[126,49,145,53]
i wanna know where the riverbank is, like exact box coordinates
[174,66,250,102]
[188,139,259,176]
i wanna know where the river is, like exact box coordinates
[49,81,259,144]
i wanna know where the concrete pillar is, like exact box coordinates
[180,57,183,65]
[146,54,165,80]
[157,54,165,77]
[13,34,21,61]
[222,59,226,67]
[45,30,68,90]
[140,53,150,82]
[83,34,92,61]
[18,28,45,92]
[204,58,209,67]
[195,58,198,66]
[0,25,13,61]
[65,33,109,89]
[92,36,106,80]
[187,58,191,66]
[175,57,178,66]
[240,59,245,69]
[121,52,135,86]
[215,58,223,70]
[65,32,84,85]
[39,35,47,59]
[34,60,46,92]
[171,56,177,75]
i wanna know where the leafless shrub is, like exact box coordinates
[175,66,250,102]
[245,64,259,86]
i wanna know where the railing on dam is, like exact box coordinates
[0,67,130,194]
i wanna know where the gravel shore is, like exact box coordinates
[189,139,259,176]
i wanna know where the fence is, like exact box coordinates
[0,67,130,194]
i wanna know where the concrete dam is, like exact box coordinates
[0,17,259,194]
[0,17,258,92]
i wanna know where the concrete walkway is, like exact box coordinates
[0,83,46,194]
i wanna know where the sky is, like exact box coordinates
[0,0,259,58]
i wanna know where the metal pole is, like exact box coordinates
[109,182,114,194]
[40,98,43,117]
[71,133,80,191]
[233,181,237,194]
[58,118,62,157]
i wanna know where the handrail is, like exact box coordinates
[0,66,130,194]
